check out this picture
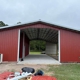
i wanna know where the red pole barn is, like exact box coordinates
[0,21,80,63]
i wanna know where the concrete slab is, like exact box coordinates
[18,54,61,65]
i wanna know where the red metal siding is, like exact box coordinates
[25,34,29,56]
[60,30,80,62]
[0,22,80,63]
[0,29,18,61]
[19,24,59,30]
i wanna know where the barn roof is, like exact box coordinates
[0,21,80,32]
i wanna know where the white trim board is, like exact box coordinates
[17,30,20,62]
[0,54,3,63]
[58,30,60,62]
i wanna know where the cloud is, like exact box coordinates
[50,0,80,29]
[0,0,80,29]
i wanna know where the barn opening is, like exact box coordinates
[19,28,60,63]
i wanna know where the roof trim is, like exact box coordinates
[0,21,80,32]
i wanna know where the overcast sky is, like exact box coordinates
[0,0,80,30]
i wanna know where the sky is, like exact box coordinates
[0,0,80,30]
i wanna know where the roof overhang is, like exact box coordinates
[0,21,80,33]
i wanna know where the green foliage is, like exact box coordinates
[0,21,8,27]
[30,40,46,51]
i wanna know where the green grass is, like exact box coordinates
[41,64,80,80]
[30,51,41,54]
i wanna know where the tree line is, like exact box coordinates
[30,40,46,52]
[0,21,8,27]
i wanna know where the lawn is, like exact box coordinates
[0,63,80,80]
[41,64,80,80]
[30,51,41,54]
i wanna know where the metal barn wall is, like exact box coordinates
[60,30,80,62]
[18,23,80,62]
[19,32,29,59]
[0,29,18,61]
[0,22,80,62]
[46,42,57,54]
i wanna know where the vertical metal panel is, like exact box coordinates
[0,29,18,61]
[46,42,57,54]
[25,34,29,56]
[19,32,23,58]
[60,30,80,62]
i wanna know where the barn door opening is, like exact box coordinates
[18,28,60,64]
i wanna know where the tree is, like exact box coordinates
[30,40,46,52]
[0,21,8,27]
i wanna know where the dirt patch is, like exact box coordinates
[0,62,48,74]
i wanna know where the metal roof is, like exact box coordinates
[0,21,80,32]
[23,28,58,43]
